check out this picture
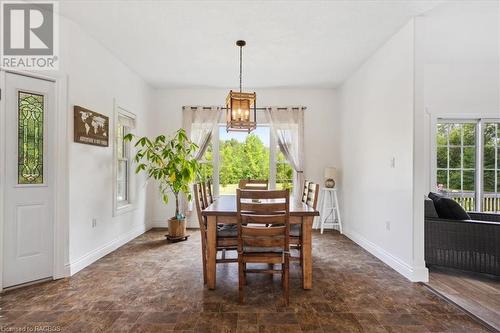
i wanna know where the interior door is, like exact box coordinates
[3,72,55,288]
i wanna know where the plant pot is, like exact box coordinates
[168,217,186,238]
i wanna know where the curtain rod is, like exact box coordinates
[183,106,306,111]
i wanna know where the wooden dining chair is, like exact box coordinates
[302,180,311,204]
[238,179,269,190]
[194,183,238,285]
[202,179,214,206]
[291,182,319,263]
[236,189,290,305]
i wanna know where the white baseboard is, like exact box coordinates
[68,224,149,275]
[344,228,428,282]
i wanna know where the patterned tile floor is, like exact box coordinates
[0,229,490,332]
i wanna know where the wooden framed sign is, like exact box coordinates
[73,105,109,147]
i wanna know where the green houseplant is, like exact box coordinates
[124,128,200,237]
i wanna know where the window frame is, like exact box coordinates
[431,115,500,212]
[113,103,136,216]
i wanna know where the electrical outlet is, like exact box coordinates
[385,221,391,231]
[92,218,97,228]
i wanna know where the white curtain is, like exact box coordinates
[182,106,221,160]
[265,107,305,204]
[182,106,221,219]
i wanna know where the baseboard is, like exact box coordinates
[69,224,149,275]
[344,228,428,282]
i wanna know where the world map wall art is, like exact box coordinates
[73,105,109,147]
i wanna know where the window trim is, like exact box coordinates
[431,114,500,212]
[113,102,137,216]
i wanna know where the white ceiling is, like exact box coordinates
[59,0,440,89]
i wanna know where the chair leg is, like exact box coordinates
[239,259,245,304]
[283,256,289,306]
[201,241,207,285]
[243,263,247,285]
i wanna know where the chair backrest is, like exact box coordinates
[306,182,320,210]
[302,180,311,203]
[239,179,269,190]
[236,189,290,252]
[194,183,207,232]
[203,179,214,206]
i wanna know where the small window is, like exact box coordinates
[114,109,136,214]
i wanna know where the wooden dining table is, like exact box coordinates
[201,195,320,290]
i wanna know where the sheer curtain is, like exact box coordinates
[182,106,221,218]
[265,107,305,204]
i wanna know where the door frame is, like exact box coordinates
[0,68,69,291]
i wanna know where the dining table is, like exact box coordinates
[201,195,320,290]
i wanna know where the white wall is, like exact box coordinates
[420,0,500,192]
[58,17,153,274]
[149,88,339,227]
[337,21,426,281]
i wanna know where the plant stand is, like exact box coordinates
[165,234,190,243]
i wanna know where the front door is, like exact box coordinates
[3,72,55,288]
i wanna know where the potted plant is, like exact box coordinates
[124,128,200,238]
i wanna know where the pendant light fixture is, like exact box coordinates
[226,40,257,132]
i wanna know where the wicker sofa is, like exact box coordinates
[424,199,500,276]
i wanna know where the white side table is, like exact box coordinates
[317,188,342,234]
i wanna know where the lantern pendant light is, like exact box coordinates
[226,40,257,132]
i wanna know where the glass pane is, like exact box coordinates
[497,171,500,193]
[484,146,495,169]
[116,125,124,158]
[448,170,461,191]
[484,123,496,146]
[463,147,475,169]
[484,170,495,192]
[449,147,461,168]
[448,124,461,145]
[18,92,44,184]
[462,170,475,192]
[276,150,293,191]
[219,126,270,195]
[117,160,127,182]
[437,170,448,190]
[463,123,476,146]
[437,147,448,168]
[117,181,127,202]
[436,124,448,146]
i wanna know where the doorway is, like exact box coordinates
[2,72,56,289]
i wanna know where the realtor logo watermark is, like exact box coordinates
[1,1,59,70]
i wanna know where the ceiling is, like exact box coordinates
[59,1,440,89]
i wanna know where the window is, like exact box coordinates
[201,125,294,196]
[18,91,44,184]
[483,122,500,211]
[434,119,500,212]
[114,108,136,215]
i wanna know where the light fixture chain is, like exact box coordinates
[239,44,242,93]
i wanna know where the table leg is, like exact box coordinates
[206,216,217,290]
[301,216,313,289]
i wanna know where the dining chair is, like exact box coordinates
[202,179,214,206]
[194,183,238,285]
[291,182,319,263]
[302,180,311,203]
[238,179,269,190]
[236,189,290,305]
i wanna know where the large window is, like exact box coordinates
[203,125,293,196]
[435,119,500,212]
